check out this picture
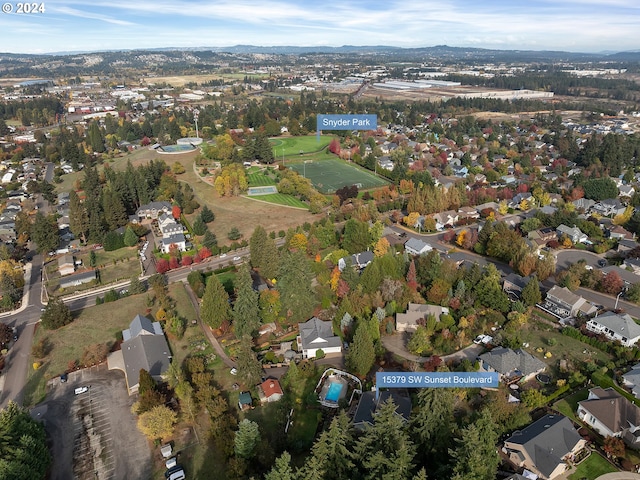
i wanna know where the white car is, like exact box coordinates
[74,386,89,395]
[230,367,238,375]
[220,253,227,258]
[233,256,241,261]
[165,457,177,469]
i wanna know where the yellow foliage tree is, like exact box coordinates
[613,205,634,225]
[137,405,177,440]
[330,266,340,292]
[374,237,390,257]
[498,200,508,215]
[289,233,308,252]
[456,230,467,247]
[519,199,530,211]
[155,308,167,321]
[403,212,421,228]
[0,260,25,289]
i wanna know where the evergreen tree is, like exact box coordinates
[87,121,105,153]
[69,190,89,243]
[235,419,261,459]
[450,409,500,480]
[276,251,315,322]
[201,274,231,329]
[41,297,73,330]
[303,412,354,480]
[129,275,146,294]
[264,451,296,480]
[261,236,279,280]
[346,321,375,376]
[233,264,261,338]
[236,335,263,387]
[354,399,416,480]
[102,189,127,230]
[202,230,218,250]
[250,225,268,270]
[200,205,215,223]
[31,212,59,254]
[410,388,455,471]
[123,226,138,247]
[192,216,207,236]
[342,219,371,254]
[521,275,542,307]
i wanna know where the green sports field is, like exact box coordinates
[287,158,389,194]
[270,135,332,157]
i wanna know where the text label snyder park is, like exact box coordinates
[376,372,499,388]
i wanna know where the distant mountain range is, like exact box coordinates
[1,45,639,79]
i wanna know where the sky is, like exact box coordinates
[0,0,639,55]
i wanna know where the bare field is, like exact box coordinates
[144,72,268,87]
[120,148,315,242]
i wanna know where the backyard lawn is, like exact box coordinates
[567,452,617,479]
[245,193,308,209]
[553,389,588,421]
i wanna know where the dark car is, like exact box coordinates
[598,259,607,267]
[60,373,68,383]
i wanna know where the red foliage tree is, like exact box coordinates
[172,205,181,220]
[156,258,170,274]
[406,260,418,291]
[141,136,151,146]
[169,256,179,270]
[442,230,456,243]
[599,271,624,295]
[193,253,202,263]
[328,138,341,155]
[336,279,350,299]
[181,256,193,267]
[199,246,212,259]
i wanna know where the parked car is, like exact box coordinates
[165,457,177,469]
[230,367,238,376]
[220,253,227,258]
[60,373,68,383]
[74,386,89,395]
[598,259,607,267]
[233,256,241,261]
[165,466,185,480]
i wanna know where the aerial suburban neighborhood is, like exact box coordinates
[2,4,640,480]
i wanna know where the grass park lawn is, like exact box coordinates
[286,156,389,194]
[269,135,332,157]
[568,452,617,480]
[245,193,308,209]
[247,170,277,187]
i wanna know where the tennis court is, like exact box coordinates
[287,158,388,194]
[247,185,278,196]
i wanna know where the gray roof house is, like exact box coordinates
[478,347,546,383]
[556,224,588,244]
[109,314,172,394]
[503,414,585,480]
[353,390,412,430]
[404,237,432,256]
[59,269,96,289]
[578,387,640,446]
[543,285,597,319]
[622,363,640,399]
[338,251,374,271]
[297,317,342,359]
[160,233,187,254]
[586,312,640,347]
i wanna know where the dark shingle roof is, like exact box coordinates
[353,390,411,429]
[579,387,640,434]
[505,414,582,479]
[479,347,546,377]
[121,334,171,390]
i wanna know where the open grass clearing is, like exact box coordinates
[23,292,149,406]
[287,157,389,194]
[519,321,611,367]
[269,135,332,156]
[567,452,617,479]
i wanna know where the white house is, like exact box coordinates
[586,312,640,347]
[577,387,640,446]
[297,317,342,359]
[556,224,588,244]
[404,237,432,256]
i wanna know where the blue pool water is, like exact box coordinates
[325,382,343,402]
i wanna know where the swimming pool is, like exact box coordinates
[325,382,343,403]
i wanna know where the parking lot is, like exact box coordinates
[33,364,152,480]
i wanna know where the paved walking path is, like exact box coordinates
[596,474,640,480]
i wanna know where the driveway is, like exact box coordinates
[382,333,484,364]
[33,364,152,480]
